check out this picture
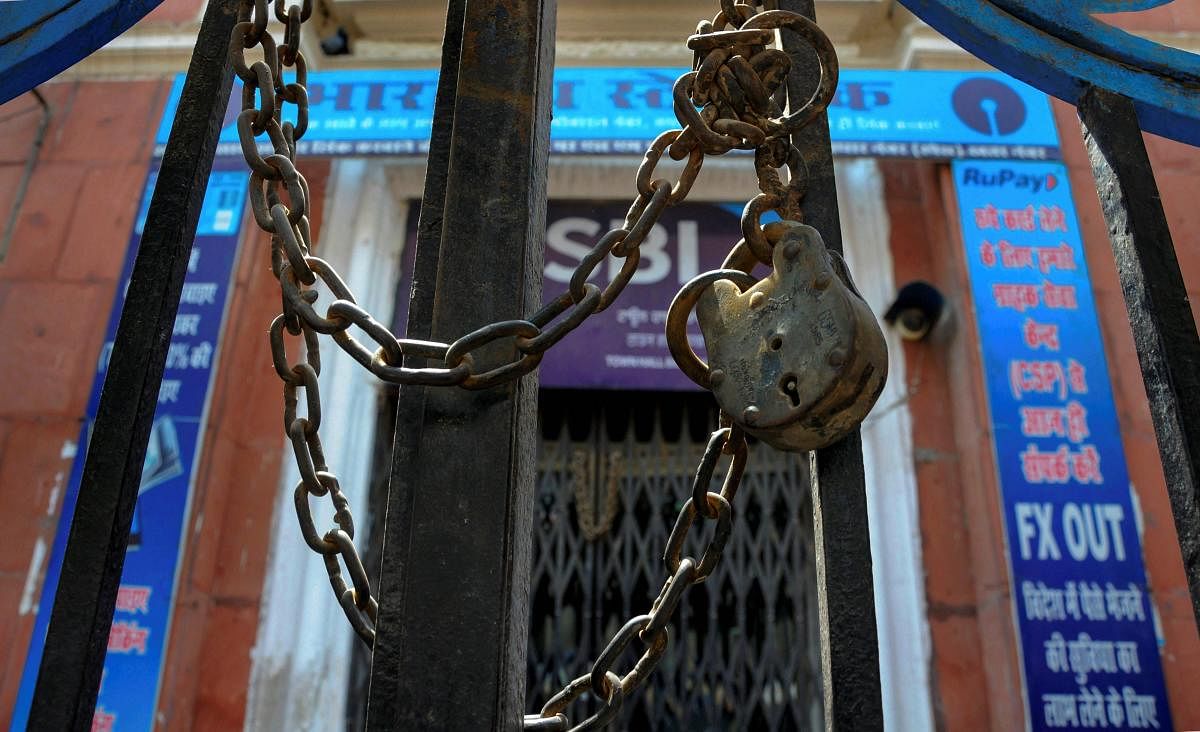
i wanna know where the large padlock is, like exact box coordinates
[673,221,887,452]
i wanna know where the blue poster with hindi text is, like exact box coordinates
[954,160,1171,731]
[9,160,246,732]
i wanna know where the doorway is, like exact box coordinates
[527,389,822,730]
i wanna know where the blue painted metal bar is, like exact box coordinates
[0,0,165,104]
[896,0,1200,145]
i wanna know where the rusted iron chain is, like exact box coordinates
[526,3,839,727]
[571,449,622,541]
[526,425,749,731]
[229,0,838,726]
[232,0,382,646]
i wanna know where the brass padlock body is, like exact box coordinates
[696,222,888,452]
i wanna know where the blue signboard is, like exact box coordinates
[10,161,246,732]
[156,68,1058,160]
[954,160,1171,730]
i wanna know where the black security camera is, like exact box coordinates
[884,281,946,342]
[321,27,350,56]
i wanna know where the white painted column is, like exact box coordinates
[835,158,934,732]
[244,159,406,731]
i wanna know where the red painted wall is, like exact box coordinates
[0,79,172,723]
[885,161,1026,732]
[889,105,1200,728]
[0,78,329,729]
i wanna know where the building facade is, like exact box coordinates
[1,1,1198,730]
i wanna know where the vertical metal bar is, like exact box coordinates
[364,0,464,721]
[1079,85,1200,629]
[403,0,466,342]
[27,1,239,728]
[362,0,460,720]
[366,0,556,729]
[778,1,884,728]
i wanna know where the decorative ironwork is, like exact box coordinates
[897,0,1200,145]
[527,392,822,731]
[0,0,166,105]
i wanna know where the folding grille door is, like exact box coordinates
[527,391,823,731]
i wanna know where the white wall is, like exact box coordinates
[244,160,405,731]
[836,158,935,732]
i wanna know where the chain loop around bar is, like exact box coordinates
[228,0,837,726]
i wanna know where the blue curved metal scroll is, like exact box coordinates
[0,0,165,105]
[897,0,1200,145]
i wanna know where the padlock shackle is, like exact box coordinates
[665,269,759,388]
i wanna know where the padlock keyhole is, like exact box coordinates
[780,374,801,408]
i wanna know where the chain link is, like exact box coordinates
[528,1,835,723]
[571,449,622,541]
[232,0,386,646]
[228,0,835,725]
[527,425,749,730]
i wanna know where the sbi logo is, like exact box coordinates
[952,78,1027,136]
[961,166,1058,193]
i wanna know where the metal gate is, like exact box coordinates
[527,391,822,731]
[18,0,1200,729]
